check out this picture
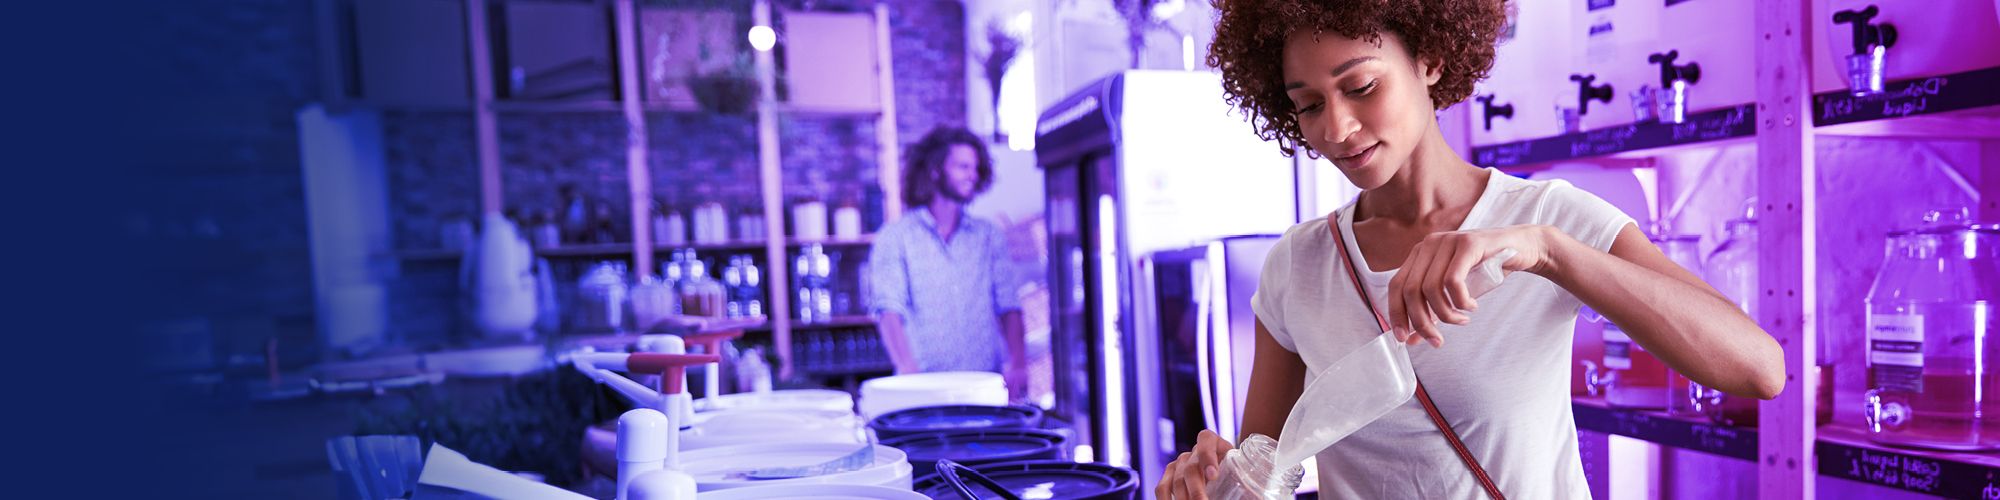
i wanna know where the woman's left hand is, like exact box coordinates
[1385,224,1560,348]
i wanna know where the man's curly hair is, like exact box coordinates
[901,126,994,207]
[1207,0,1509,157]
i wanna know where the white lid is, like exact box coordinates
[618,408,671,463]
[860,372,1003,395]
[695,484,926,500]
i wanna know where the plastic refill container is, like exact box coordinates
[1864,213,2000,450]
[676,443,914,491]
[880,429,1066,478]
[1204,434,1306,500]
[695,484,928,500]
[913,460,1140,500]
[868,404,1044,440]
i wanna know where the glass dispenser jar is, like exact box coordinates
[1654,233,1705,416]
[1863,210,2000,450]
[1690,201,1833,427]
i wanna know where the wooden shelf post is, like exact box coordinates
[1755,0,1819,497]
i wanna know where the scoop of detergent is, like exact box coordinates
[1205,331,1419,499]
[742,443,878,479]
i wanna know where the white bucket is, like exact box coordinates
[678,443,913,492]
[682,409,864,450]
[695,484,928,500]
[697,389,855,414]
[858,372,1007,419]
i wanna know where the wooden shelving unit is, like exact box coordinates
[1449,3,2000,498]
[322,0,903,380]
[386,235,874,262]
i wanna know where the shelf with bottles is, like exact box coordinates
[789,326,893,377]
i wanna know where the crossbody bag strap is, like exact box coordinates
[1328,212,1506,500]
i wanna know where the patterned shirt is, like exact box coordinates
[867,209,1022,372]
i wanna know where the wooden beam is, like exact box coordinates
[613,0,653,274]
[875,2,903,223]
[1754,0,1817,498]
[465,0,502,216]
[754,0,794,378]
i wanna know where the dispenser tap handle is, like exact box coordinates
[1569,74,1612,116]
[626,353,722,395]
[1833,5,1897,55]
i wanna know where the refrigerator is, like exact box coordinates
[1143,237,1281,476]
[1035,70,1300,491]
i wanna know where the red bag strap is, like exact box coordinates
[1328,212,1507,500]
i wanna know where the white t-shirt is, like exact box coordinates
[1250,168,1634,499]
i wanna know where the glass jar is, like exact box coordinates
[575,261,629,334]
[630,275,677,334]
[1582,309,1669,409]
[1863,211,2000,450]
[1690,203,1834,427]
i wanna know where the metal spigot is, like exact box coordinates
[1646,51,1701,124]
[1569,74,1614,117]
[1476,94,1514,131]
[1832,5,1898,96]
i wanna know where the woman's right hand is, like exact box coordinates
[1156,429,1235,500]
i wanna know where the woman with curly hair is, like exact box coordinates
[1159,1,1784,498]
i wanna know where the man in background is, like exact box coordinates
[868,126,1027,400]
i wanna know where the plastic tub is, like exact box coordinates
[867,404,1043,440]
[880,429,1067,478]
[677,443,913,491]
[914,460,1139,500]
[697,389,855,414]
[695,484,927,500]
[859,372,1006,419]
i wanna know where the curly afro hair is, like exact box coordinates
[1207,0,1509,157]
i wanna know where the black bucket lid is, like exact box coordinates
[882,429,1067,467]
[869,404,1044,438]
[915,460,1139,500]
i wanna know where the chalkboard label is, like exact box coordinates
[1814,65,2000,127]
[1818,441,2000,499]
[1472,104,1755,168]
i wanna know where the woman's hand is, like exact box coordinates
[1385,224,1558,348]
[1156,430,1234,500]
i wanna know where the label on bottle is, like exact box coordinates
[1604,324,1633,370]
[1868,313,1924,393]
